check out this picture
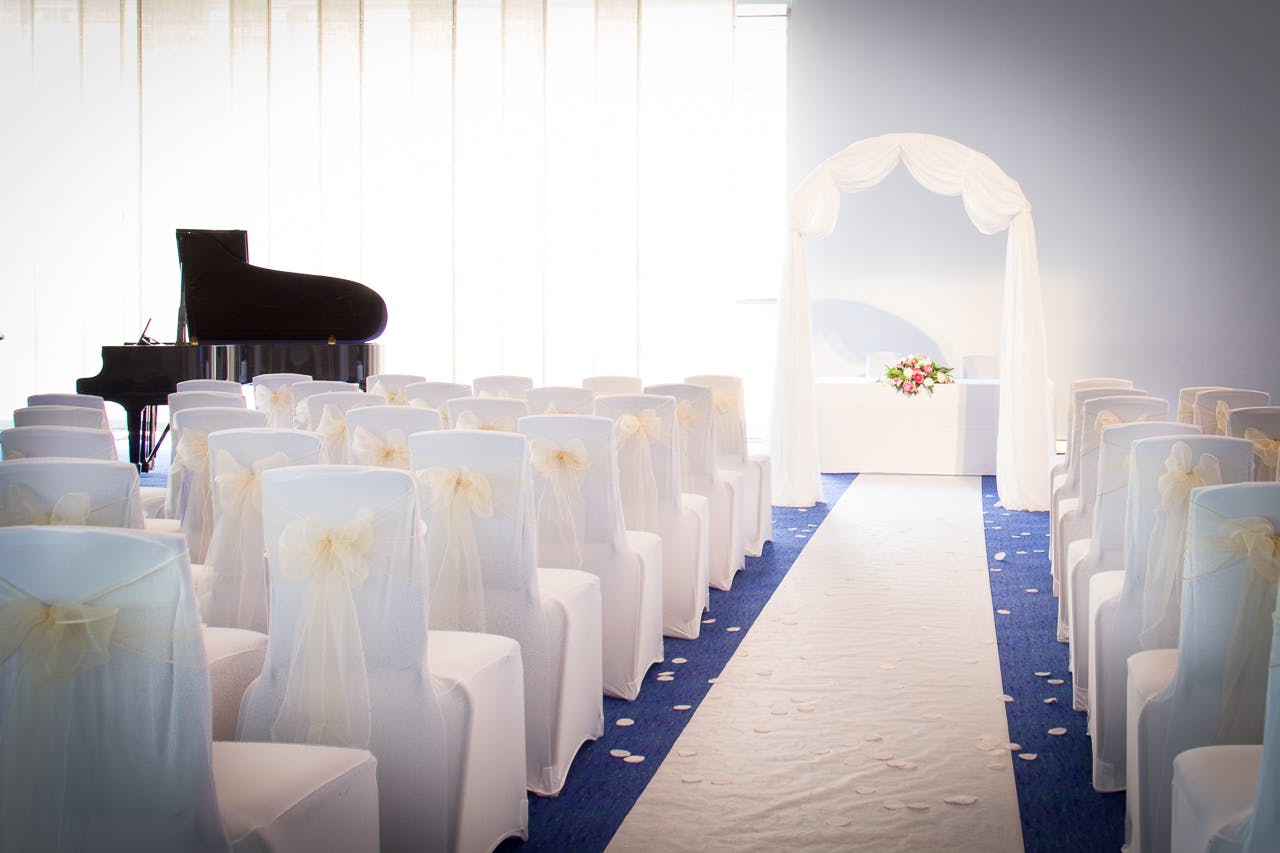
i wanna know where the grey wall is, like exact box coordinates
[789,0,1280,432]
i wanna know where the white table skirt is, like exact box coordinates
[816,377,999,475]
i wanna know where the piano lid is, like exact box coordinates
[176,229,388,343]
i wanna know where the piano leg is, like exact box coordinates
[126,404,161,473]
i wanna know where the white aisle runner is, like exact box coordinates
[609,475,1024,852]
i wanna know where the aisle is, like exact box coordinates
[608,475,1024,852]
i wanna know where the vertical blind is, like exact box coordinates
[0,0,778,421]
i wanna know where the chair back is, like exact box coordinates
[1061,387,1149,495]
[1075,396,1169,527]
[526,386,594,415]
[0,458,144,528]
[251,372,312,429]
[646,383,720,493]
[1177,386,1229,424]
[167,390,246,414]
[472,375,533,400]
[345,405,441,469]
[447,397,528,433]
[306,391,385,464]
[0,526,223,851]
[13,405,109,431]
[1226,406,1280,482]
[24,393,109,432]
[0,425,117,461]
[685,374,748,463]
[594,393,680,532]
[176,379,242,395]
[582,375,642,397]
[1194,388,1273,436]
[366,374,427,406]
[403,381,470,428]
[203,428,324,632]
[290,380,359,429]
[1057,378,1134,466]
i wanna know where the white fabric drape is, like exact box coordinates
[772,132,1053,509]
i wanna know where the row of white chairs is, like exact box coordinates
[1047,377,1280,853]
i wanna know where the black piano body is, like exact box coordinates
[78,229,388,471]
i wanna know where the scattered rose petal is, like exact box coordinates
[657,675,674,682]
[1047,678,1065,685]
[678,749,697,757]
[855,786,877,795]
[727,626,741,633]
[610,749,630,758]
[871,751,895,761]
[1025,588,1038,593]
[616,718,635,727]
[945,795,979,805]
[887,760,918,770]
[990,568,1003,573]
[1018,753,1037,761]
[997,609,1011,615]
[994,552,1006,560]
[907,802,930,811]
[998,694,1014,703]
[1043,697,1058,704]
[883,799,907,811]
[1034,671,1051,677]
[702,618,716,624]
[674,704,692,711]
[1048,727,1067,736]
[771,708,789,716]
[1005,743,1021,751]
[672,657,687,664]
[623,755,645,763]
[864,734,882,742]
[681,775,702,783]
[753,726,772,734]
[707,677,721,684]
[827,816,851,827]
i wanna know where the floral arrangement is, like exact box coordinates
[883,354,955,396]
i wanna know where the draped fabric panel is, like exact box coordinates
[0,0,749,418]
[772,132,1053,510]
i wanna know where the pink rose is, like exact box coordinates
[923,365,933,375]
[913,371,924,383]
[903,380,916,393]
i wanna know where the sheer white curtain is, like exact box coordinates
[0,0,744,419]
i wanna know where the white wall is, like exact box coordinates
[789,0,1280,433]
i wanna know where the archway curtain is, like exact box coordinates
[771,132,1052,510]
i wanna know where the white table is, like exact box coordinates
[815,377,999,475]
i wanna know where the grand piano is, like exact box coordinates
[78,229,387,471]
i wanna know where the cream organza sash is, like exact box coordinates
[1095,440,1135,498]
[315,404,349,463]
[203,450,301,630]
[1215,400,1232,435]
[674,400,705,490]
[368,381,405,406]
[529,438,590,568]
[409,398,450,428]
[1187,513,1280,743]
[350,426,410,469]
[417,466,515,632]
[1082,410,1150,454]
[293,398,311,429]
[1245,428,1279,477]
[1141,443,1222,648]
[272,507,378,748]
[0,484,95,526]
[0,554,202,850]
[454,411,517,432]
[254,384,293,428]
[171,428,212,533]
[711,391,744,458]
[613,409,665,533]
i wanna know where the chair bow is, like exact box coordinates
[369,381,405,406]
[676,400,701,430]
[1157,443,1222,512]
[1093,409,1123,433]
[615,410,663,442]
[315,404,349,463]
[254,384,293,426]
[529,439,590,567]
[170,428,212,533]
[613,410,663,533]
[1216,400,1232,435]
[1244,428,1279,472]
[1,484,91,526]
[1215,516,1280,742]
[294,397,311,429]
[273,509,377,748]
[0,599,119,683]
[213,450,291,514]
[408,398,450,427]
[350,426,410,469]
[174,428,210,477]
[454,411,516,432]
[418,467,493,631]
[712,390,734,416]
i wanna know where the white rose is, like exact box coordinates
[924,377,935,387]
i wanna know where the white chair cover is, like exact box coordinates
[251,372,311,429]
[686,374,772,557]
[202,428,324,633]
[581,375,643,397]
[305,390,386,464]
[517,415,667,692]
[289,380,358,430]
[177,379,243,395]
[27,391,109,417]
[0,525,380,853]
[1050,377,1134,491]
[166,390,250,519]
[447,397,528,433]
[526,386,595,415]
[1052,393,1161,615]
[472,375,533,400]
[1066,421,1196,712]
[1127,482,1280,853]
[244,465,529,852]
[1178,386,1229,425]
[0,458,144,529]
[595,394,710,639]
[1194,389,1273,437]
[403,381,471,428]
[345,405,441,469]
[1227,407,1280,483]
[0,425,117,462]
[170,407,269,563]
[13,404,109,431]
[366,373,427,407]
[648,383,746,593]
[411,429,605,794]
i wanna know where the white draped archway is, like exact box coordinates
[770,132,1052,510]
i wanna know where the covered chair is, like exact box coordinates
[26,392,110,428]
[166,390,249,519]
[1051,378,1135,494]
[1178,386,1229,425]
[13,405,110,431]
[516,416,665,695]
[447,396,528,433]
[367,373,427,406]
[251,372,312,429]
[177,379,243,395]
[202,428,324,633]
[242,465,529,852]
[0,525,380,853]
[1088,434,1251,792]
[594,394,710,639]
[472,375,533,400]
[686,374,772,557]
[289,379,358,429]
[647,383,745,591]
[1126,482,1280,853]
[0,425,117,461]
[404,381,471,428]
[1193,388,1272,437]
[1171,552,1280,853]
[305,390,386,464]
[345,405,441,469]
[582,375,642,397]
[411,429,605,793]
[1227,407,1280,483]
[527,386,595,415]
